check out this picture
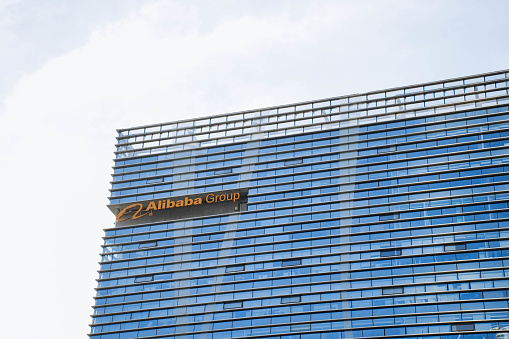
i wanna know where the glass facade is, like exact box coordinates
[91,70,509,339]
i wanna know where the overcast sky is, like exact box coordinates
[0,1,508,338]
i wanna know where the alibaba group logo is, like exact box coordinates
[116,203,151,222]
[116,192,240,222]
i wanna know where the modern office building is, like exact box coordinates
[91,69,509,339]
